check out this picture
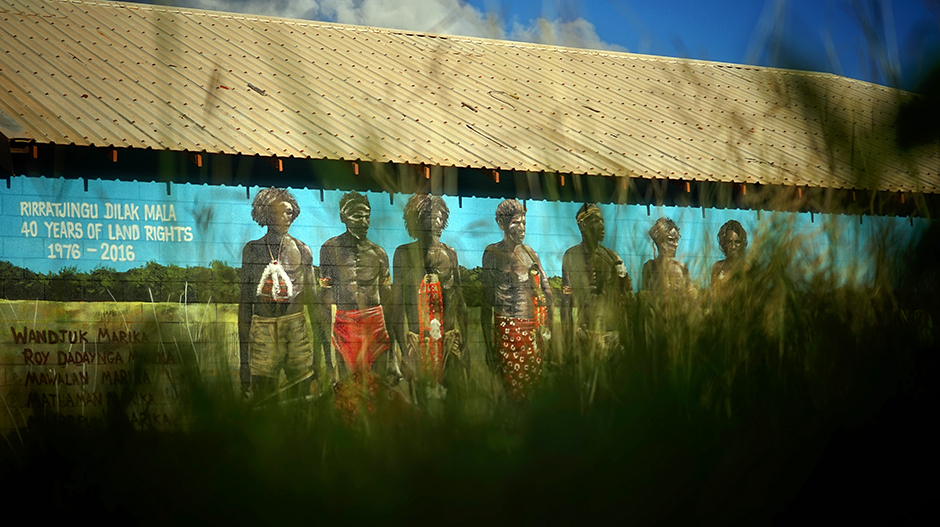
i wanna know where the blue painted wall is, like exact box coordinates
[1,176,926,287]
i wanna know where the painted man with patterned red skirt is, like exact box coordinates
[390,194,468,397]
[318,191,401,390]
[481,199,554,400]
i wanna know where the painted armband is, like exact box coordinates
[529,267,548,328]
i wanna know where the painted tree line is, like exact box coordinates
[0,259,543,306]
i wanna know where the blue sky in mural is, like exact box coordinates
[140,0,940,90]
[1,176,926,288]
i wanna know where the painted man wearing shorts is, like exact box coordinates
[239,187,316,399]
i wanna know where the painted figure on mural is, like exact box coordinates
[642,217,693,296]
[561,203,633,357]
[481,199,553,400]
[239,187,317,399]
[318,191,400,386]
[390,194,468,395]
[711,220,748,286]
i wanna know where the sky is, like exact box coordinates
[3,1,934,280]
[141,0,940,90]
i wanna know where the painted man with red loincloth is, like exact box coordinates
[318,191,400,385]
[390,194,468,395]
[481,199,554,400]
[239,187,317,400]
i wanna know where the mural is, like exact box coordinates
[0,175,928,431]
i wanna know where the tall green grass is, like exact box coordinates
[2,205,934,523]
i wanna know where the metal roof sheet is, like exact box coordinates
[1,0,938,193]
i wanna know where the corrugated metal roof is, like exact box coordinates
[1,0,938,193]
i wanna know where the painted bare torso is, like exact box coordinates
[319,232,390,312]
[241,233,312,318]
[394,241,461,333]
[482,241,550,319]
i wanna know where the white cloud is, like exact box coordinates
[509,17,627,52]
[143,0,624,52]
[317,0,504,39]
[166,0,322,20]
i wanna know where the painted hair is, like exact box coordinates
[403,194,449,239]
[648,217,679,245]
[250,187,300,227]
[339,191,370,219]
[717,220,748,254]
[495,199,525,229]
[576,203,602,227]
